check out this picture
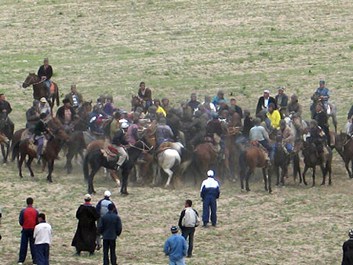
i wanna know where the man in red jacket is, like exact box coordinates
[18,197,39,265]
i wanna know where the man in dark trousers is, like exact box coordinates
[18,197,39,265]
[178,199,200,258]
[37,58,53,96]
[342,229,353,265]
[98,203,122,265]
[200,170,220,227]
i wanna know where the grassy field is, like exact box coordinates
[1,0,353,264]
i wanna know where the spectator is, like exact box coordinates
[187,93,200,112]
[178,199,200,258]
[275,86,288,117]
[200,170,220,227]
[33,213,52,265]
[163,226,187,265]
[18,197,39,265]
[72,194,99,256]
[342,229,353,265]
[96,190,118,250]
[98,203,122,265]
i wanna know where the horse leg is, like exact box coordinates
[263,168,271,193]
[65,152,74,174]
[120,169,129,195]
[275,165,280,186]
[346,160,353,179]
[46,160,55,183]
[88,167,100,194]
[26,156,35,177]
[312,167,316,187]
[163,168,174,188]
[302,165,309,185]
[246,169,252,192]
[328,161,332,185]
[332,115,338,133]
[18,154,25,178]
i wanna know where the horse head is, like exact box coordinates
[0,133,10,145]
[22,73,39,88]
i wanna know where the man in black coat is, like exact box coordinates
[255,89,276,114]
[342,229,353,265]
[37,58,53,96]
[98,203,122,265]
[275,86,288,117]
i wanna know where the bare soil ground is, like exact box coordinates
[1,0,353,264]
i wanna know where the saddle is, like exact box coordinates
[101,144,120,161]
[250,140,270,161]
[156,141,174,155]
[49,82,55,94]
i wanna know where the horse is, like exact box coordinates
[301,141,332,186]
[0,133,10,156]
[22,73,60,111]
[335,132,353,178]
[239,144,272,193]
[0,114,14,163]
[64,130,87,174]
[272,138,291,186]
[83,139,152,195]
[14,127,69,182]
[73,101,92,131]
[131,95,144,112]
[153,142,190,187]
[310,93,337,132]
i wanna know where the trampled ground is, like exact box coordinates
[1,0,353,264]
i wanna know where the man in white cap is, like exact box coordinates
[255,89,276,115]
[38,97,51,116]
[200,170,220,227]
[96,191,118,250]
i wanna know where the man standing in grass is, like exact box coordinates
[18,197,38,265]
[33,213,52,265]
[200,170,220,227]
[164,226,187,265]
[98,203,122,265]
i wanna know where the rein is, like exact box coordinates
[129,140,153,152]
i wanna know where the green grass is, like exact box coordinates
[1,0,353,264]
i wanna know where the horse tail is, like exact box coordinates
[55,84,60,106]
[83,152,91,182]
[11,140,20,162]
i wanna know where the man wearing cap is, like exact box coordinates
[56,98,76,132]
[37,58,53,96]
[96,191,118,250]
[187,93,200,112]
[256,90,276,115]
[18,197,39,265]
[33,113,50,161]
[163,226,187,265]
[314,79,330,110]
[98,203,122,265]
[112,122,129,170]
[275,87,288,118]
[342,229,353,265]
[72,194,100,256]
[200,170,220,227]
[38,97,51,116]
[155,117,174,147]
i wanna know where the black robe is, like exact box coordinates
[72,203,99,253]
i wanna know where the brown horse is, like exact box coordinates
[239,144,271,193]
[73,101,92,131]
[22,73,60,112]
[302,141,332,186]
[192,142,219,183]
[335,132,353,178]
[131,95,144,112]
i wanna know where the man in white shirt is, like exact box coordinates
[33,213,52,265]
[200,170,220,227]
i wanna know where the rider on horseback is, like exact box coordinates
[64,84,83,110]
[306,120,327,161]
[205,112,225,157]
[112,122,129,170]
[26,100,40,133]
[37,58,53,97]
[311,79,330,117]
[56,98,76,133]
[249,117,272,160]
[279,119,294,153]
[0,93,14,134]
[155,118,174,148]
[137,82,152,112]
[34,113,50,161]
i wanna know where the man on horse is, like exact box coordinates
[305,120,327,161]
[249,117,272,160]
[256,89,276,115]
[26,100,40,133]
[34,113,50,161]
[266,103,281,130]
[39,97,51,116]
[155,118,174,148]
[287,94,302,117]
[112,122,129,170]
[278,119,294,153]
[0,93,14,132]
[56,98,77,133]
[313,104,330,146]
[137,82,152,112]
[275,86,288,118]
[64,84,83,110]
[37,58,53,97]
[205,112,225,157]
[311,79,330,117]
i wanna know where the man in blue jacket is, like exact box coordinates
[200,170,220,227]
[98,203,122,265]
[164,226,187,265]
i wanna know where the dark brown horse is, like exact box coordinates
[73,101,92,131]
[302,141,332,186]
[335,132,353,178]
[0,114,14,163]
[239,144,272,193]
[22,73,60,112]
[131,95,144,112]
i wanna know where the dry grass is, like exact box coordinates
[1,0,353,264]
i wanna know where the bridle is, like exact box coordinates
[23,75,44,87]
[129,140,153,153]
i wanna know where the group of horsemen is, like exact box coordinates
[0,59,343,168]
